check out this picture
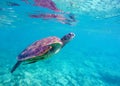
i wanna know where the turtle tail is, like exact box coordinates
[11,61,22,73]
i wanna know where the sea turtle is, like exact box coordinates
[11,32,75,73]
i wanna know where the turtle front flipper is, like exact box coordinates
[11,61,22,73]
[23,60,37,65]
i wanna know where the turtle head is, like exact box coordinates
[61,32,75,47]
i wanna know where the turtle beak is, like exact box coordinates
[68,32,75,39]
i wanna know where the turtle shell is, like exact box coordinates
[17,36,63,61]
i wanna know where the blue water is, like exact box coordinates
[0,0,120,86]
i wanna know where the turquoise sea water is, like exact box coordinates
[0,0,120,86]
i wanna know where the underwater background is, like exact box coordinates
[0,0,120,86]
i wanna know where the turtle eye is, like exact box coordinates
[61,32,75,41]
[68,32,75,38]
[67,33,73,38]
[64,34,71,40]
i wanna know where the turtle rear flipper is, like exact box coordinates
[11,61,22,73]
